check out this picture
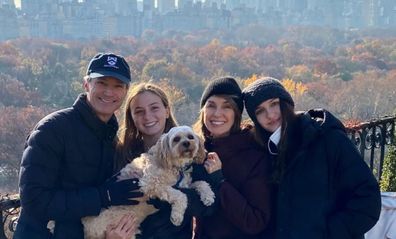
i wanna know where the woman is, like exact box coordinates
[115,82,217,239]
[116,82,177,171]
[193,77,271,239]
[242,77,382,239]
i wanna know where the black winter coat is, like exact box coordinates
[14,94,118,239]
[137,163,219,239]
[273,109,381,239]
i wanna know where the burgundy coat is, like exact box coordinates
[194,127,271,239]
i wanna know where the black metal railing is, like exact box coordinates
[346,115,396,181]
[1,115,395,238]
[0,194,20,239]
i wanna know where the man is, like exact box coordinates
[14,53,142,239]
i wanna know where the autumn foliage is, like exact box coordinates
[0,27,396,191]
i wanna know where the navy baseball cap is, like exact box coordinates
[86,53,131,84]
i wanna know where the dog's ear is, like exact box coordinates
[157,133,172,169]
[194,138,207,164]
[147,139,160,159]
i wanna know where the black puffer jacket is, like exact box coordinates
[137,163,219,239]
[14,94,118,239]
[274,109,381,239]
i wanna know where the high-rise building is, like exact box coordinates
[204,0,223,9]
[225,0,240,10]
[290,0,307,12]
[0,0,18,40]
[158,0,175,13]
[380,0,396,26]
[244,0,260,10]
[178,0,193,10]
[320,0,344,27]
[143,0,155,11]
[21,0,43,16]
[0,0,14,6]
[115,0,137,15]
[261,0,277,11]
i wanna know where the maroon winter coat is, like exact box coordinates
[194,127,271,239]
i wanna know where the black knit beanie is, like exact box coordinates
[200,77,244,113]
[242,77,294,123]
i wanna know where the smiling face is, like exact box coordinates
[130,91,170,145]
[203,95,235,138]
[255,98,282,133]
[84,76,128,122]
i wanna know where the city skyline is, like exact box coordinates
[13,0,191,9]
[1,0,395,41]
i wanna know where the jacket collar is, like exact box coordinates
[73,93,118,141]
[204,127,259,160]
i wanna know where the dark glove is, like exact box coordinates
[207,170,225,189]
[147,198,171,210]
[98,173,143,207]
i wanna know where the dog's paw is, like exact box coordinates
[192,181,215,206]
[200,190,215,206]
[170,211,184,226]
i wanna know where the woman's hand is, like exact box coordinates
[204,152,222,174]
[105,214,137,239]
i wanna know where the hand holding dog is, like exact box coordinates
[98,173,144,207]
[105,214,137,239]
[204,152,222,174]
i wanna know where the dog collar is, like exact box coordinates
[175,163,193,188]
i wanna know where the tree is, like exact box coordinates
[0,106,51,192]
[141,58,169,81]
[286,64,314,83]
[314,59,338,76]
[0,75,41,107]
[380,129,396,192]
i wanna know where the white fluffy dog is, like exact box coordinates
[82,126,215,239]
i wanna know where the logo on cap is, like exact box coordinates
[106,56,118,68]
[86,53,131,84]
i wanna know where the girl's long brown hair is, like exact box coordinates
[253,100,297,183]
[115,82,178,171]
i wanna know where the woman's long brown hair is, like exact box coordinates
[193,94,242,139]
[252,100,297,183]
[115,82,178,171]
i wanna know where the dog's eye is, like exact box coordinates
[173,136,181,142]
[187,134,194,140]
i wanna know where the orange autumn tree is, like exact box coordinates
[281,78,308,98]
[242,74,260,87]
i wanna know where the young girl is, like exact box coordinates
[115,82,217,239]
[193,77,272,239]
[242,77,381,239]
[116,82,177,171]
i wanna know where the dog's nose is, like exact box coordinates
[182,141,190,148]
